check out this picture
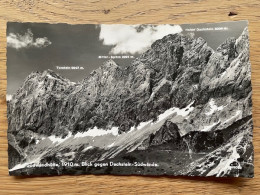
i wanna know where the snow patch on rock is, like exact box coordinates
[74,127,119,138]
[205,99,224,116]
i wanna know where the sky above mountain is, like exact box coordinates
[7,21,247,94]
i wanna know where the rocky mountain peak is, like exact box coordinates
[42,69,59,78]
[88,59,120,79]
[151,33,183,50]
[235,27,249,54]
[216,37,236,59]
[41,69,72,83]
[102,59,119,69]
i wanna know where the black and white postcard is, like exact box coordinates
[6,21,254,177]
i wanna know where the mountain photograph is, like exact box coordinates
[6,21,254,177]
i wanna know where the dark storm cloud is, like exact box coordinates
[7,21,248,95]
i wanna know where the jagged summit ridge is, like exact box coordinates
[8,27,251,136]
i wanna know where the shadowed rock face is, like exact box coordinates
[7,27,253,177]
[139,121,188,151]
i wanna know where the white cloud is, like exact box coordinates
[6,94,12,101]
[99,24,182,54]
[7,29,51,49]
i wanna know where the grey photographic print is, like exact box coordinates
[6,21,254,177]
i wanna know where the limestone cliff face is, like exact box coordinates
[8,28,251,137]
[8,31,216,136]
[8,70,75,135]
[7,27,251,144]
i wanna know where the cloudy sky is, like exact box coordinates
[7,21,247,94]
